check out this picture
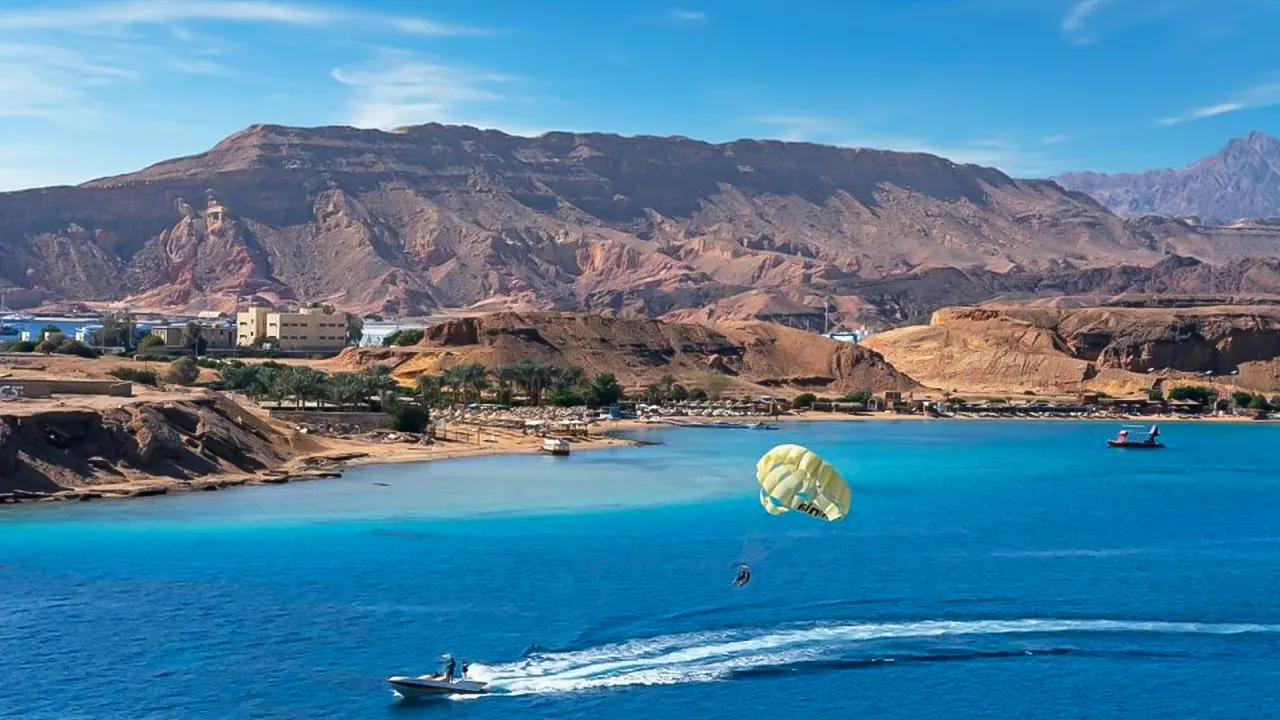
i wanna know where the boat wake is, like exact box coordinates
[466,618,1280,696]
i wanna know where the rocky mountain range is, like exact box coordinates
[2,123,1280,327]
[1055,131,1280,223]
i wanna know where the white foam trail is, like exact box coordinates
[466,619,1280,695]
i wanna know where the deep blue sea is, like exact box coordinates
[4,421,1280,720]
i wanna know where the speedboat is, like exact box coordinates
[1107,438,1165,449]
[387,674,490,699]
[1107,424,1164,449]
[539,437,571,456]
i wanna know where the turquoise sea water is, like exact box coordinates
[4,421,1280,719]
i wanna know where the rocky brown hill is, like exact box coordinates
[0,394,301,496]
[331,311,917,395]
[4,123,1279,325]
[1055,131,1280,223]
[864,304,1280,394]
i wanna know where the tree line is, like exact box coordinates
[210,358,630,411]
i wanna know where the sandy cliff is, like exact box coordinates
[865,305,1280,394]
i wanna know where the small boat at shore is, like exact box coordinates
[1107,424,1165,449]
[539,437,571,456]
[387,675,490,699]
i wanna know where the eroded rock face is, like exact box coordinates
[117,406,186,466]
[866,304,1280,393]
[1,396,292,494]
[0,420,18,476]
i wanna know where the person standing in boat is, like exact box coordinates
[440,654,456,682]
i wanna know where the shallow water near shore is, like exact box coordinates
[4,420,1280,719]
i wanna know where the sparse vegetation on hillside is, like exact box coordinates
[107,367,159,386]
[165,357,200,386]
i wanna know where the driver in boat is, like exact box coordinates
[438,654,457,682]
[731,563,751,588]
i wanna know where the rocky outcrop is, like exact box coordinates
[865,304,1280,394]
[4,123,1279,324]
[333,311,918,394]
[0,395,294,496]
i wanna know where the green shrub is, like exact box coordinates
[34,339,58,354]
[5,340,36,352]
[138,335,165,350]
[382,329,426,347]
[838,389,872,404]
[55,339,100,358]
[792,392,818,409]
[107,367,159,386]
[1168,385,1214,403]
[547,389,585,407]
[165,357,200,385]
[389,402,429,432]
[689,388,709,402]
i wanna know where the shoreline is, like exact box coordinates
[0,429,641,508]
[4,412,1274,510]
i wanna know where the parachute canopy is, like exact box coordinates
[756,444,851,521]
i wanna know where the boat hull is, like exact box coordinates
[1106,441,1165,449]
[388,676,489,698]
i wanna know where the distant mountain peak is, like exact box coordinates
[1055,131,1280,223]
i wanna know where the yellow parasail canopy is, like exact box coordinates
[756,444,851,522]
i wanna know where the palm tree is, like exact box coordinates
[441,365,467,406]
[642,383,664,404]
[285,367,326,408]
[512,359,543,405]
[554,365,585,392]
[457,363,489,403]
[182,323,204,355]
[260,368,291,406]
[657,374,678,402]
[415,374,445,406]
[326,373,368,410]
[584,373,624,407]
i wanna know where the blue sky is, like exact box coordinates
[1,0,1279,190]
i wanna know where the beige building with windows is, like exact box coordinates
[150,324,235,349]
[236,306,348,351]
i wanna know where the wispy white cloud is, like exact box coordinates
[0,0,485,36]
[1157,79,1280,125]
[331,53,517,130]
[671,8,707,22]
[1062,0,1111,32]
[1061,0,1113,44]
[1041,134,1071,145]
[164,57,230,75]
[0,43,135,121]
